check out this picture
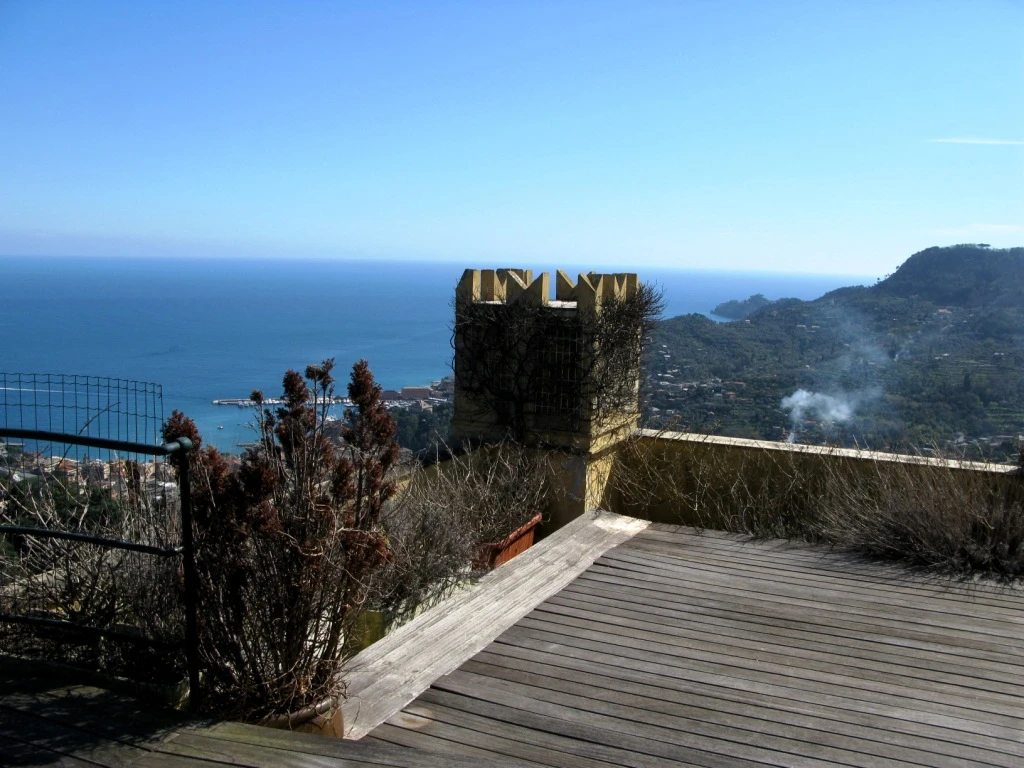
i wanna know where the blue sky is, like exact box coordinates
[0,1,1021,276]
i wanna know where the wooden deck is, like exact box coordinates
[340,508,650,738]
[367,525,1024,767]
[0,657,534,767]
[3,516,1023,766]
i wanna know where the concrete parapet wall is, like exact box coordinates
[409,429,1021,559]
[632,429,1013,472]
[606,429,1021,527]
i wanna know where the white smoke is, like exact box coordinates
[780,388,880,443]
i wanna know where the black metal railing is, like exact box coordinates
[0,374,200,708]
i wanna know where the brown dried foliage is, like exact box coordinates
[162,358,399,719]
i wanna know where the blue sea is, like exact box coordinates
[0,256,869,452]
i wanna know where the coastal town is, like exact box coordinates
[0,377,460,515]
[0,438,181,521]
[0,378,458,510]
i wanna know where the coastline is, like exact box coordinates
[0,256,867,454]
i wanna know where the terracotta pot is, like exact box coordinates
[473,513,543,570]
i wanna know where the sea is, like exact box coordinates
[0,256,869,452]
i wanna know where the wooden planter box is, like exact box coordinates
[473,513,543,570]
[260,697,342,738]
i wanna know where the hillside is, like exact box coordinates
[646,245,1024,460]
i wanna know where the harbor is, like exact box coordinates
[212,377,453,410]
[212,396,353,407]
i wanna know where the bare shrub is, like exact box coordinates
[0,460,183,680]
[371,442,550,628]
[612,433,823,538]
[612,432,1024,579]
[814,456,1024,579]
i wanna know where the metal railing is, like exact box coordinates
[0,374,200,708]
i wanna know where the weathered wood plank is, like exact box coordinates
[0,733,100,767]
[359,523,1024,766]
[473,640,1024,749]
[600,546,1024,629]
[489,627,1024,732]
[430,669,968,768]
[498,620,1024,724]
[622,537,1024,612]
[605,547,1024,624]
[199,721,519,768]
[523,602,1024,696]
[160,730,386,767]
[414,686,888,768]
[0,688,189,751]
[593,552,1024,630]
[0,704,189,767]
[561,575,1024,667]
[586,559,1024,641]
[368,721,544,765]
[403,694,739,768]
[576,566,1024,652]
[542,589,1024,686]
[455,658,1022,767]
[340,509,649,738]
[347,511,644,667]
[383,712,585,767]
[637,527,1024,599]
[394,706,669,768]
[8,522,1023,768]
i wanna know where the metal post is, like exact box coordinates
[174,437,202,711]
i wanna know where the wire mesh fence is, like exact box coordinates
[0,372,165,445]
[0,373,194,690]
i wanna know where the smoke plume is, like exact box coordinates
[781,387,880,443]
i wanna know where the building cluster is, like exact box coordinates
[379,376,453,413]
[647,342,752,422]
[0,441,180,511]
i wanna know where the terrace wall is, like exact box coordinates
[601,429,1022,528]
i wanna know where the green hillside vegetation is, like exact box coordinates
[646,245,1024,460]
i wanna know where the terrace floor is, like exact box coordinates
[4,512,1023,767]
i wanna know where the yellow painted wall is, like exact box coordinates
[605,430,1021,530]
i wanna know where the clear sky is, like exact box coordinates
[1,1,1021,276]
